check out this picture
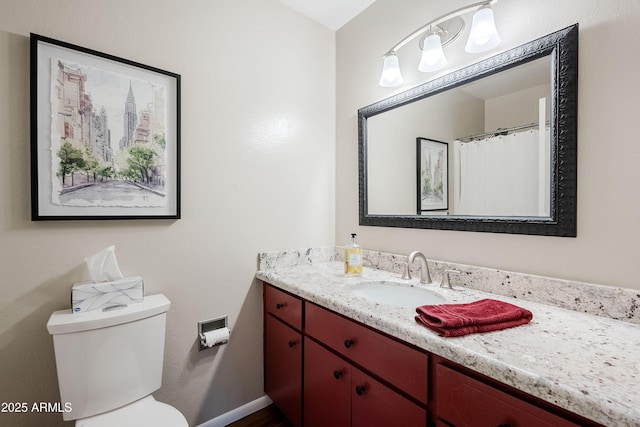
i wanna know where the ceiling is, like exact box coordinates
[277,0,377,30]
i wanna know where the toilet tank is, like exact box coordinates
[47,294,171,421]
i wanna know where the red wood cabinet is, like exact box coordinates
[303,338,351,427]
[304,337,426,427]
[305,302,428,403]
[351,367,426,427]
[435,363,581,427]
[264,286,303,427]
[264,284,302,329]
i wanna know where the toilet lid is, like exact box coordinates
[76,396,188,427]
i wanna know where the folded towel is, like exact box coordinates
[415,298,533,337]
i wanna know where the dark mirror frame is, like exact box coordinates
[358,24,578,237]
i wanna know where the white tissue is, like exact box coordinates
[202,328,230,347]
[85,245,124,282]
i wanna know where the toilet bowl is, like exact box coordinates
[75,396,186,427]
[47,294,187,426]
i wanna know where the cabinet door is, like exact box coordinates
[304,338,351,427]
[264,315,302,427]
[435,364,580,427]
[351,368,427,427]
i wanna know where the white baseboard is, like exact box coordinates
[196,395,273,427]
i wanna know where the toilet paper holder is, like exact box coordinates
[198,315,230,351]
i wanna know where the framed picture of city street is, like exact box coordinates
[416,137,448,213]
[30,33,180,220]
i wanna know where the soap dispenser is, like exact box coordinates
[344,233,363,277]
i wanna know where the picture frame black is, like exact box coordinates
[30,33,181,220]
[416,137,448,213]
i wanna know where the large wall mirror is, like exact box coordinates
[358,25,578,236]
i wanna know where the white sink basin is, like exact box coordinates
[351,281,445,308]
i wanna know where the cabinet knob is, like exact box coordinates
[276,303,285,310]
[344,339,355,349]
[333,370,343,380]
[288,340,296,348]
[355,385,366,396]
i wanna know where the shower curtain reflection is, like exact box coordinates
[453,128,550,217]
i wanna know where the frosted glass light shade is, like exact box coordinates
[379,54,403,87]
[418,33,447,72]
[465,7,500,53]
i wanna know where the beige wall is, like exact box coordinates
[336,0,640,290]
[0,1,335,426]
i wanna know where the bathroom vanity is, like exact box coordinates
[258,248,640,427]
[265,284,594,427]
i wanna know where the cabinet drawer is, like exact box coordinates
[305,303,427,403]
[435,363,580,427]
[264,284,303,330]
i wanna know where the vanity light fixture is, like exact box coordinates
[465,5,501,53]
[418,29,447,72]
[379,53,404,87]
[378,0,500,87]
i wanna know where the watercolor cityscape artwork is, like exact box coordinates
[31,34,180,220]
[52,59,168,208]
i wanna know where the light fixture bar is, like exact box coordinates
[382,0,497,56]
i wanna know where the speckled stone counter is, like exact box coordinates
[256,247,640,427]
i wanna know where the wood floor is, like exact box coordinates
[225,404,294,427]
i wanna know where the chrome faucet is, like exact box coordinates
[405,251,432,284]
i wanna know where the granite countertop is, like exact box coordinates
[256,261,640,427]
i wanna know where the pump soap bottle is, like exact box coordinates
[344,233,363,277]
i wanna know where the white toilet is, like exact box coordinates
[47,294,188,426]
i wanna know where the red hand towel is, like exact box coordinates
[415,298,533,337]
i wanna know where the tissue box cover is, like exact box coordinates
[71,276,144,313]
